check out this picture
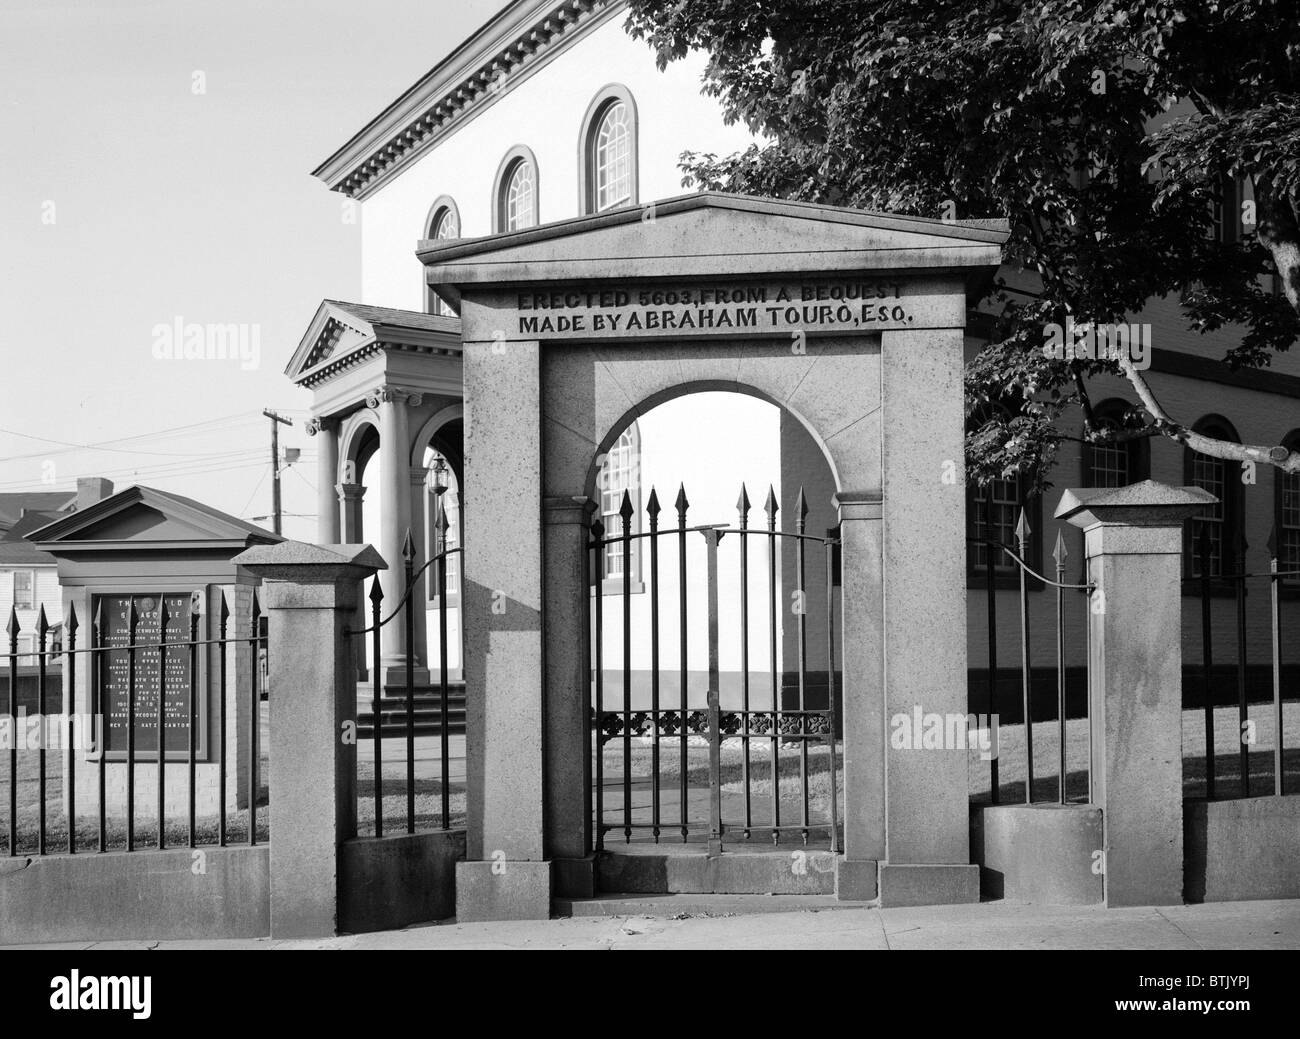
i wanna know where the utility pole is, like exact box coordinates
[262,409,293,535]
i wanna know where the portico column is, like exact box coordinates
[368,386,421,675]
[338,482,368,680]
[408,465,430,671]
[834,491,885,901]
[306,417,340,544]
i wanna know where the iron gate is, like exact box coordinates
[588,483,842,853]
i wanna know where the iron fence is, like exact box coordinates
[346,503,462,836]
[1184,529,1298,800]
[589,483,841,853]
[2,591,265,857]
[970,504,1096,806]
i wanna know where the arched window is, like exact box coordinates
[596,423,642,589]
[1276,430,1300,575]
[580,86,639,215]
[1082,398,1150,488]
[424,196,460,316]
[1185,415,1244,580]
[493,146,539,233]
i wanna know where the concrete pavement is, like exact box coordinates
[8,897,1298,951]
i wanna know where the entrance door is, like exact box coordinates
[589,483,842,853]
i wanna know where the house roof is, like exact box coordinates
[30,486,282,553]
[284,299,461,386]
[417,190,1010,305]
[0,492,76,532]
[313,0,623,199]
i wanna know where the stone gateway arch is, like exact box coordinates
[419,192,1009,920]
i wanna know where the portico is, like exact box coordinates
[284,302,465,684]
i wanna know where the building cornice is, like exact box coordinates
[312,0,625,201]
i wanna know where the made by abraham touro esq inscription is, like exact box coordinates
[98,593,198,759]
[507,278,951,340]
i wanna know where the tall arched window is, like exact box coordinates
[424,196,460,316]
[493,146,539,233]
[580,86,639,215]
[596,422,642,589]
[1276,430,1300,576]
[1082,398,1149,488]
[1185,415,1244,580]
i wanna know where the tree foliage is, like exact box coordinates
[624,0,1300,483]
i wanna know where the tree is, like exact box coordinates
[624,0,1300,483]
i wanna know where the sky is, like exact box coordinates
[0,0,509,541]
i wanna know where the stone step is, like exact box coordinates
[554,892,872,917]
[597,849,840,895]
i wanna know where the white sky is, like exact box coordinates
[0,0,510,540]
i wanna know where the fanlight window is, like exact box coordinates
[505,161,536,232]
[594,102,632,212]
[429,207,459,317]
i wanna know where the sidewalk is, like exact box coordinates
[8,898,1298,951]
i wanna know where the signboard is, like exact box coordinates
[98,592,203,759]
[500,277,963,341]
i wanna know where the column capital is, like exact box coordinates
[365,385,424,410]
[833,489,882,523]
[544,495,596,526]
[1056,480,1216,532]
[304,416,337,437]
[336,482,366,502]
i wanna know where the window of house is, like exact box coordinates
[425,199,460,317]
[971,478,1023,572]
[1277,431,1300,575]
[12,570,34,608]
[581,87,638,215]
[499,156,537,232]
[597,424,641,586]
[594,102,632,211]
[1083,399,1150,488]
[1185,417,1243,580]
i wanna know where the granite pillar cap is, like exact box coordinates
[233,541,388,582]
[1055,480,1217,530]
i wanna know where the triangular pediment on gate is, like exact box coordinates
[30,486,282,554]
[417,191,1009,307]
[284,299,462,385]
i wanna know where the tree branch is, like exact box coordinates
[1117,353,1300,473]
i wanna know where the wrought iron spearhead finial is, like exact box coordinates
[402,527,416,565]
[796,486,808,532]
[763,484,778,524]
[619,489,634,523]
[36,604,50,638]
[1052,529,1068,570]
[646,486,661,526]
[674,482,689,519]
[6,606,19,641]
[65,601,78,635]
[1014,508,1032,548]
[736,483,751,522]
[369,574,384,605]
